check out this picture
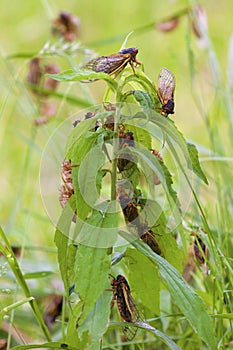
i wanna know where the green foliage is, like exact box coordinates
[124,235,217,349]
[2,2,233,349]
[49,38,216,348]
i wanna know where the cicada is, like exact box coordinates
[82,47,141,79]
[110,274,143,340]
[141,230,162,255]
[193,236,208,265]
[157,67,176,116]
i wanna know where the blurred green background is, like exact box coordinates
[1,0,233,341]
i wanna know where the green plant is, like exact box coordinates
[40,33,216,348]
[1,2,233,349]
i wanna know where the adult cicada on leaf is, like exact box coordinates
[141,230,162,256]
[82,47,141,80]
[110,274,143,340]
[157,67,176,116]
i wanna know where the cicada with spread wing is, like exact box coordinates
[82,47,141,80]
[110,274,143,340]
[157,67,176,116]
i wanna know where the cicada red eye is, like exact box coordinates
[158,67,176,116]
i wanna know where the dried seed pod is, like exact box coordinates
[27,57,43,87]
[51,12,80,42]
[27,58,60,126]
[111,274,143,340]
[191,4,208,40]
[157,17,180,32]
[44,63,60,92]
[158,67,176,116]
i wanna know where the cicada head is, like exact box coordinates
[119,47,138,58]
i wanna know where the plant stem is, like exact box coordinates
[110,108,120,201]
[0,226,51,342]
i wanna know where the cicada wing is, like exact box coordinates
[123,323,138,341]
[83,53,130,75]
[158,67,176,104]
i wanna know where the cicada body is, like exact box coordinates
[157,67,176,116]
[141,230,162,255]
[111,274,143,340]
[82,47,140,79]
[193,236,208,265]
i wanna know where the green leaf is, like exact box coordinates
[135,111,191,169]
[65,111,113,156]
[125,248,160,317]
[139,199,166,230]
[74,245,111,329]
[47,68,118,91]
[187,142,208,184]
[158,234,183,273]
[78,291,112,347]
[54,203,74,295]
[118,145,179,211]
[136,322,181,350]
[68,132,102,221]
[67,243,78,288]
[109,320,181,350]
[73,208,118,248]
[131,90,159,111]
[77,137,106,209]
[120,231,218,350]
[118,70,159,104]
[66,302,89,348]
[24,271,54,279]
[124,121,152,150]
[11,342,80,350]
[0,297,34,316]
